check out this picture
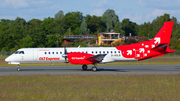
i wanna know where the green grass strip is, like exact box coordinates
[0,74,180,100]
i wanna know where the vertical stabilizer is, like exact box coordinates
[150,21,175,53]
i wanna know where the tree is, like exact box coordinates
[24,19,46,47]
[10,17,26,47]
[53,25,65,36]
[73,28,81,35]
[85,15,105,34]
[80,21,88,34]
[45,34,56,47]
[64,11,83,31]
[41,17,54,35]
[172,29,180,38]
[114,21,121,33]
[0,19,14,50]
[169,39,180,50]
[54,10,64,20]
[150,13,171,37]
[14,17,26,27]
[101,9,119,31]
[22,35,34,48]
[121,18,137,36]
[137,22,152,38]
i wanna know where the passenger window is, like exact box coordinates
[45,52,47,54]
[49,52,50,54]
[52,52,54,54]
[96,51,97,54]
[118,51,120,53]
[114,51,116,53]
[111,51,113,53]
[99,51,101,54]
[103,51,105,54]
[56,52,58,54]
[107,51,109,54]
[92,51,94,54]
[86,51,88,53]
[60,52,62,54]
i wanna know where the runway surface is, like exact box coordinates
[0,65,180,76]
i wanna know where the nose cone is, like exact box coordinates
[5,56,10,62]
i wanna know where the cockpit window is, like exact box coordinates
[14,51,24,54]
[19,51,24,54]
[14,51,19,54]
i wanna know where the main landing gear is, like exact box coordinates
[82,64,97,72]
[82,65,88,70]
[91,66,97,72]
[17,64,21,71]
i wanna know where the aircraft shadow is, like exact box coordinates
[96,68,127,72]
[20,68,128,72]
[18,67,180,72]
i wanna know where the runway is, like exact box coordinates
[0,65,180,76]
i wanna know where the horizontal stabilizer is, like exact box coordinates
[166,49,175,53]
[151,43,168,51]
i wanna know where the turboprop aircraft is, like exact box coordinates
[5,21,175,71]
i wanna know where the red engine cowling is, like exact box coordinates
[67,52,94,65]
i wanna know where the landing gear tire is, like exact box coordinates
[92,66,97,72]
[82,65,88,70]
[17,64,21,71]
[17,68,21,71]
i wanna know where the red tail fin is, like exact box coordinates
[150,21,175,53]
[115,21,175,59]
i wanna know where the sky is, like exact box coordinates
[0,0,180,24]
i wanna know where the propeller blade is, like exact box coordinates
[64,47,68,63]
[64,47,67,54]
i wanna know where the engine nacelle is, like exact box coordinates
[67,52,94,65]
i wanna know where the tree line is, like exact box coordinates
[0,9,180,52]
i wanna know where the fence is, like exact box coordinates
[1,50,180,56]
[0,51,14,56]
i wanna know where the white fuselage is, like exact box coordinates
[5,47,136,64]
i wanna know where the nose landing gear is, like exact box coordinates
[17,64,21,71]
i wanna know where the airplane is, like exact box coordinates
[5,21,175,71]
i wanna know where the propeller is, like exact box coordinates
[62,47,68,63]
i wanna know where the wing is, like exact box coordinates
[85,54,107,63]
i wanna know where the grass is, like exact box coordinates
[0,74,180,100]
[0,56,180,67]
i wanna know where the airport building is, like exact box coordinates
[98,32,123,46]
[62,33,145,46]
[63,35,98,46]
